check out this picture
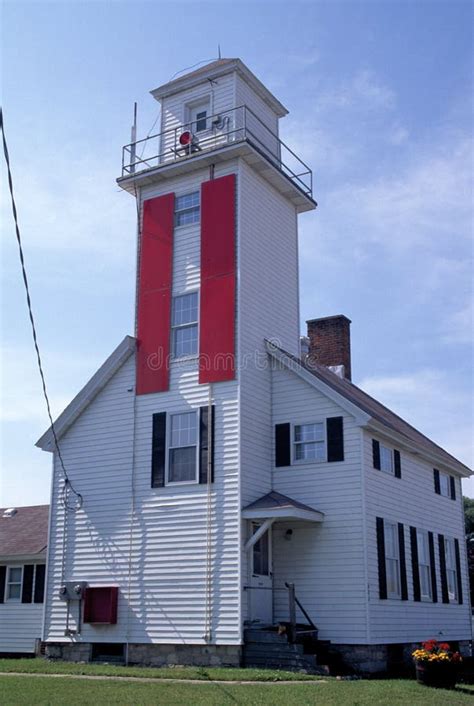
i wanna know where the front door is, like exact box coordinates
[249,522,273,624]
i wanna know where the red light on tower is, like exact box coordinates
[179,131,193,146]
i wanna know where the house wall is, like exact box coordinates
[270,366,368,644]
[234,74,280,158]
[0,561,45,653]
[364,430,472,643]
[44,161,242,649]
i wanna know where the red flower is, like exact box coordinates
[422,639,437,652]
[439,642,451,651]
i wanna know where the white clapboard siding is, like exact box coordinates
[238,160,299,508]
[0,579,43,653]
[44,341,242,645]
[270,366,368,643]
[159,73,236,163]
[235,74,279,158]
[363,431,472,643]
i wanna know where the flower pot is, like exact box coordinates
[415,662,458,689]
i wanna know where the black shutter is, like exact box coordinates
[34,564,46,604]
[326,417,344,462]
[21,565,34,603]
[428,532,438,603]
[199,405,215,484]
[410,526,421,602]
[151,412,166,488]
[0,566,5,604]
[372,439,381,470]
[438,534,449,603]
[433,469,440,494]
[454,538,463,604]
[275,423,291,467]
[376,517,387,599]
[398,523,408,600]
[394,450,401,478]
[450,476,456,501]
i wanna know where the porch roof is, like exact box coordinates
[242,491,324,523]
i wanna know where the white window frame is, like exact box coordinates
[165,410,199,486]
[174,191,200,228]
[171,290,199,360]
[384,521,401,599]
[292,421,326,465]
[380,443,394,475]
[444,537,458,603]
[184,95,212,134]
[417,530,432,601]
[439,471,451,498]
[5,565,23,602]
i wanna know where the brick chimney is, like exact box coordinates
[306,315,352,380]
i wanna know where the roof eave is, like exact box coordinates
[265,340,371,426]
[151,59,288,118]
[36,336,136,452]
[365,418,472,478]
[242,507,324,522]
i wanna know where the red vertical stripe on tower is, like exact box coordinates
[136,193,175,394]
[199,174,236,384]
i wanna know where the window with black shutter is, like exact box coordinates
[151,412,166,487]
[326,417,344,462]
[275,423,291,467]
[34,564,46,604]
[199,405,215,484]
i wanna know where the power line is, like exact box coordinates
[0,107,82,511]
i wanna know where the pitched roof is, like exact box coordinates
[243,491,318,514]
[151,58,288,117]
[266,341,471,476]
[242,491,324,522]
[0,505,49,557]
[36,336,136,451]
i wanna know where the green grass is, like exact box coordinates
[0,658,319,681]
[0,674,473,705]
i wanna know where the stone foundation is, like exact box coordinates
[330,640,472,675]
[44,642,241,668]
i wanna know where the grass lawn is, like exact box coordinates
[0,673,473,705]
[0,661,473,705]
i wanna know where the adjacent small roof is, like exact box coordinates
[242,491,324,522]
[151,58,288,118]
[266,341,471,477]
[0,505,49,557]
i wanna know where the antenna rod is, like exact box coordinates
[130,102,137,174]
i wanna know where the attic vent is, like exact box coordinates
[3,508,17,518]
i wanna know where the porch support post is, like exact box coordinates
[244,518,274,552]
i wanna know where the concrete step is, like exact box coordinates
[244,629,288,644]
[244,643,305,656]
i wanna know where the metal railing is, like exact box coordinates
[121,105,313,198]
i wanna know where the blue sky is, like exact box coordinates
[1,0,473,503]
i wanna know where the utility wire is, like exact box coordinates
[1,107,82,511]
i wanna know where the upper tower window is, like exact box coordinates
[175,192,200,227]
[187,99,210,133]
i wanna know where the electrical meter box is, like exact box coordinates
[58,581,88,601]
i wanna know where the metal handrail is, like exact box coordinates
[121,105,313,198]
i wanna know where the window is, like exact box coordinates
[188,101,209,132]
[384,522,401,598]
[172,292,198,358]
[445,538,458,602]
[175,191,200,227]
[380,444,394,474]
[417,530,432,600]
[6,566,22,600]
[439,472,451,498]
[293,422,325,462]
[168,411,198,483]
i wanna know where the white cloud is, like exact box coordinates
[316,68,396,113]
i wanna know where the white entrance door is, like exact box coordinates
[249,522,273,624]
